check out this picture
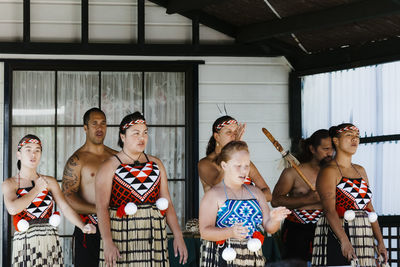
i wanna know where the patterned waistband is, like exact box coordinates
[80,214,98,225]
[26,218,50,225]
[287,209,323,224]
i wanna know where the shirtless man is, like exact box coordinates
[271,129,333,263]
[198,115,271,201]
[62,108,117,267]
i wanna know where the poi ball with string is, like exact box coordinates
[156,198,169,210]
[222,247,236,261]
[344,210,355,221]
[17,219,29,232]
[49,213,61,227]
[125,202,138,215]
[247,238,262,252]
[368,211,378,223]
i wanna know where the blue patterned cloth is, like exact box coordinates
[216,184,263,238]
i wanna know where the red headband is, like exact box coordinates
[18,138,42,150]
[336,125,359,135]
[215,119,238,131]
[122,119,146,130]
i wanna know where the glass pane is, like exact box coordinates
[101,72,142,125]
[146,127,185,179]
[12,71,55,125]
[11,127,55,177]
[57,71,99,125]
[144,72,185,125]
[103,126,120,151]
[168,181,185,230]
[56,127,87,180]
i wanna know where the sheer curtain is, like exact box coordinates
[11,69,188,262]
[302,62,400,215]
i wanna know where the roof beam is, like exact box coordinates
[0,42,281,57]
[237,0,400,43]
[292,37,400,75]
[166,0,226,14]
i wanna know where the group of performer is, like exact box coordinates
[2,108,388,267]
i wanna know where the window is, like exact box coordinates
[302,62,400,215]
[6,60,199,265]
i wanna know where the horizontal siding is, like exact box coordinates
[198,57,290,200]
[0,0,233,43]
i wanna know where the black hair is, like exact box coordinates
[83,107,105,126]
[328,123,356,149]
[118,111,146,148]
[17,134,41,170]
[297,129,330,163]
[206,115,236,156]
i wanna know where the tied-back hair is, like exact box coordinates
[118,111,146,148]
[328,123,356,149]
[206,115,236,156]
[215,141,249,166]
[296,129,329,163]
[17,134,41,170]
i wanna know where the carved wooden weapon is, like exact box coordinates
[262,128,316,191]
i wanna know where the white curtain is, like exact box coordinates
[302,62,400,215]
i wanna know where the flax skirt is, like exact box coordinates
[99,204,168,267]
[311,210,375,266]
[12,223,63,267]
[200,239,265,267]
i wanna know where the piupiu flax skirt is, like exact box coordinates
[99,204,168,267]
[200,239,265,267]
[12,222,63,267]
[311,210,375,266]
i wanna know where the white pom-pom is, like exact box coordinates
[49,213,61,227]
[124,202,138,216]
[344,210,355,221]
[156,198,169,211]
[247,238,262,252]
[368,211,378,223]
[222,247,236,262]
[17,219,29,232]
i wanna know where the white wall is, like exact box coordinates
[198,57,291,199]
[0,0,233,44]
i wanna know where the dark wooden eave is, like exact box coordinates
[237,0,400,43]
[167,0,227,14]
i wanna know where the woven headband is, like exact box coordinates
[336,125,359,135]
[18,138,42,150]
[122,119,146,130]
[215,119,238,131]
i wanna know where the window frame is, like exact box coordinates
[2,59,202,266]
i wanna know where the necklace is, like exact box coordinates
[122,150,142,166]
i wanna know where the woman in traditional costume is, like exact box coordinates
[96,112,187,267]
[312,123,388,266]
[198,116,272,201]
[2,134,96,266]
[199,141,290,266]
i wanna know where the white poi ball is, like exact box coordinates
[368,211,378,223]
[344,210,355,221]
[17,219,29,232]
[124,202,138,215]
[222,247,236,262]
[49,213,61,227]
[247,238,262,252]
[156,198,169,210]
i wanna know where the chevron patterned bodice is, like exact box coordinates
[16,187,54,220]
[216,199,263,238]
[336,177,372,210]
[110,161,161,207]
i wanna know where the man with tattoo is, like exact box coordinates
[271,129,333,263]
[62,108,117,267]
